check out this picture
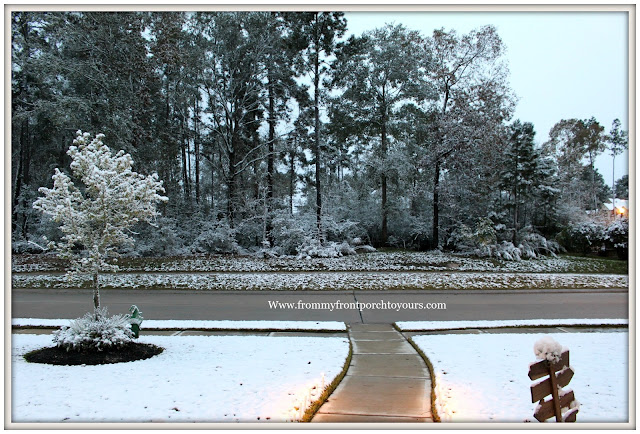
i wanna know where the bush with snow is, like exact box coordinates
[558,221,606,254]
[448,223,476,252]
[295,237,357,259]
[53,308,135,352]
[323,217,368,244]
[270,214,309,256]
[605,218,629,249]
[558,218,628,257]
[492,241,523,261]
[605,217,628,259]
[129,217,184,257]
[516,230,563,259]
[191,221,239,254]
[448,219,561,261]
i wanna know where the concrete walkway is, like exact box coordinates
[312,323,433,423]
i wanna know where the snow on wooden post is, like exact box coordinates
[529,337,579,422]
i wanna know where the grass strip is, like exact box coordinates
[300,338,353,423]
[393,323,440,423]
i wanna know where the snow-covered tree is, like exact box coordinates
[499,121,538,242]
[332,24,430,245]
[33,131,168,313]
[425,25,514,247]
[606,118,628,208]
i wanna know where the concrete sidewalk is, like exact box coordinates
[312,323,433,423]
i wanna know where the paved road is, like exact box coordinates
[11,288,628,323]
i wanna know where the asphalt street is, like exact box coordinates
[11,288,628,323]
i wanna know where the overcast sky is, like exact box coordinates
[343,11,629,189]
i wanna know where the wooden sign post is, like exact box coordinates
[528,350,579,422]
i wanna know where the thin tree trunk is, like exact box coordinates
[380,104,388,246]
[180,113,190,200]
[589,153,597,211]
[432,159,440,248]
[289,150,295,215]
[612,154,616,210]
[93,272,100,313]
[513,189,519,244]
[432,89,450,250]
[194,98,200,205]
[313,29,323,242]
[266,68,275,244]
[13,120,26,233]
[228,132,237,227]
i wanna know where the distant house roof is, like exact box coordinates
[602,199,628,211]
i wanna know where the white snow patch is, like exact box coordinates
[412,332,628,423]
[11,334,349,422]
[12,318,346,331]
[396,318,628,331]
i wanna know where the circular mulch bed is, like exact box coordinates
[24,342,164,366]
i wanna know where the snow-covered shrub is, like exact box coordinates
[475,217,497,247]
[130,217,183,257]
[337,241,357,256]
[295,238,357,259]
[234,217,265,249]
[448,218,498,256]
[605,218,628,248]
[516,229,564,259]
[354,244,377,253]
[323,217,367,243]
[53,308,134,352]
[493,241,523,261]
[11,235,46,254]
[191,221,239,254]
[270,214,309,255]
[605,218,629,259]
[447,224,476,251]
[449,219,561,261]
[558,221,607,254]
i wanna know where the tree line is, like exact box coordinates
[11,11,627,256]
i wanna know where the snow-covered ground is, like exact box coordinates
[11,334,349,423]
[12,251,625,274]
[12,318,346,331]
[397,318,628,331]
[11,271,628,291]
[412,331,628,423]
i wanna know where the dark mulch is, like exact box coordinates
[24,342,164,366]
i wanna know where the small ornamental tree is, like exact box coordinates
[33,131,168,315]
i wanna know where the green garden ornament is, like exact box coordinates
[129,305,143,338]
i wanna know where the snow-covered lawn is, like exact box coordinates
[412,331,628,423]
[12,251,626,274]
[12,318,346,331]
[11,334,349,423]
[11,271,628,291]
